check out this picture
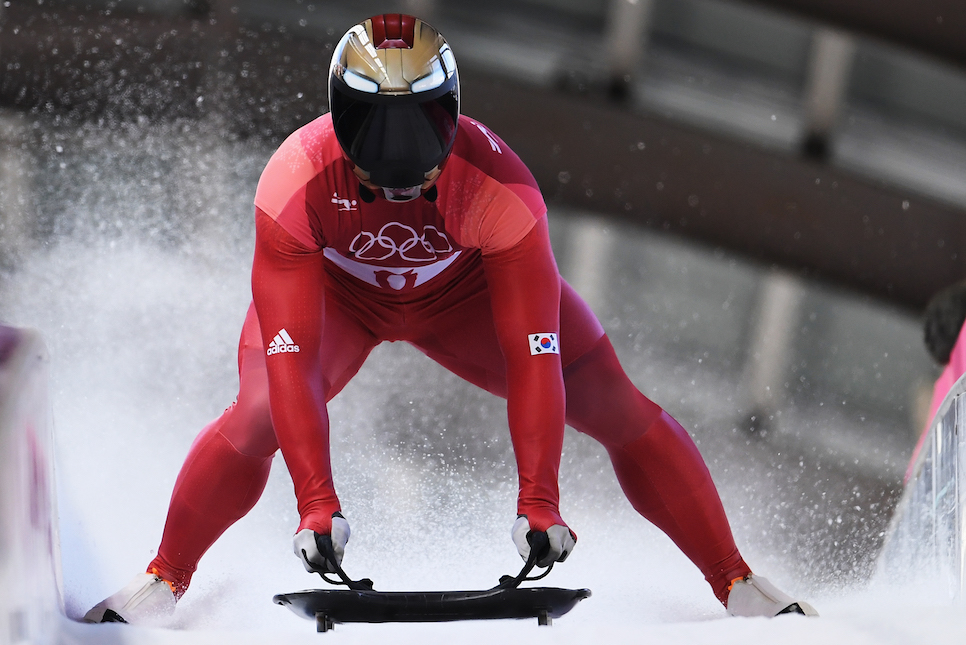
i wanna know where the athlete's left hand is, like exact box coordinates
[512,515,576,568]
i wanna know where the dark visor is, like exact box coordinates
[330,76,459,188]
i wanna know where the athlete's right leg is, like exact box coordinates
[145,307,277,597]
[146,300,377,599]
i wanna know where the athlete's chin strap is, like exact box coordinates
[358,184,376,203]
[307,531,555,592]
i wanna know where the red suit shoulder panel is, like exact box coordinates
[437,116,547,254]
[254,114,341,251]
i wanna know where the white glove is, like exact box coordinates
[293,514,351,573]
[512,516,576,568]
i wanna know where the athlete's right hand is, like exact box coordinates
[512,516,576,568]
[293,513,351,573]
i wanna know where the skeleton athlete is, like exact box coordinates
[85,13,815,623]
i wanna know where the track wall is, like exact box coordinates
[0,326,62,644]
[878,374,966,597]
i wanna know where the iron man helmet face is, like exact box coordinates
[329,14,460,201]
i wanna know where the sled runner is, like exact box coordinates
[274,532,591,632]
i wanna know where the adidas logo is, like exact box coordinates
[266,328,300,356]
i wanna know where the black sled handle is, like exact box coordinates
[493,530,554,590]
[308,534,375,591]
[306,530,554,592]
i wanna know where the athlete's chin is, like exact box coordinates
[381,186,423,202]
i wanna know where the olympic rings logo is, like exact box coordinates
[348,222,454,262]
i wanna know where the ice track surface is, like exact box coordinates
[0,119,959,644]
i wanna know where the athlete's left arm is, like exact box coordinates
[482,216,568,534]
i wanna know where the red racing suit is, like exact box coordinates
[252,113,571,536]
[147,114,750,606]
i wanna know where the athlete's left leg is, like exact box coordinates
[411,277,749,605]
[561,333,750,604]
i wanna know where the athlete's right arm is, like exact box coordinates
[251,207,342,537]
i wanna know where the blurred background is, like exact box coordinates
[1,0,964,617]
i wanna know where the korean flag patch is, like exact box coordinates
[528,333,559,355]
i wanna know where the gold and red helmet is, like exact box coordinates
[329,14,459,201]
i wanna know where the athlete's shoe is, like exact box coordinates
[726,574,818,617]
[83,571,177,624]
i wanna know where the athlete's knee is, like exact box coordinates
[564,335,663,446]
[216,347,277,457]
[214,387,276,458]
